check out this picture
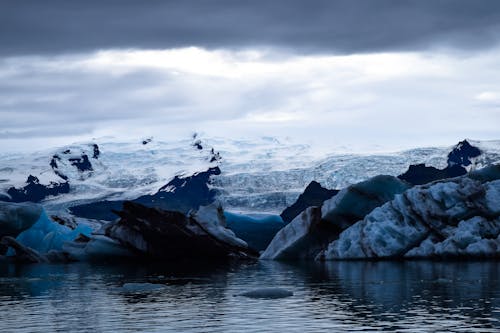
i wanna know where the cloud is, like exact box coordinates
[1,1,500,56]
[0,47,499,152]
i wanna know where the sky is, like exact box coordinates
[1,0,500,153]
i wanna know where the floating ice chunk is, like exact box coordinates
[121,282,165,293]
[237,288,293,299]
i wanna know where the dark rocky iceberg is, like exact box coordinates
[69,167,221,221]
[280,181,338,224]
[101,201,257,260]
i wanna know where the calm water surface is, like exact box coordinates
[0,260,498,332]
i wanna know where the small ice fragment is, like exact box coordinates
[237,288,293,299]
[121,282,165,292]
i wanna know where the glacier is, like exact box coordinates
[1,136,499,216]
[1,137,500,263]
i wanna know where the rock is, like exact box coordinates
[320,165,500,260]
[398,140,482,186]
[92,144,100,159]
[103,201,258,261]
[51,215,78,230]
[0,236,49,263]
[280,181,339,224]
[69,154,93,172]
[447,139,481,167]
[2,175,70,203]
[398,164,466,185]
[69,167,222,221]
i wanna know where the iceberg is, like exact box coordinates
[225,212,285,251]
[63,235,133,261]
[0,201,43,239]
[101,201,258,261]
[261,175,409,260]
[320,165,500,260]
[237,288,293,299]
[8,210,92,255]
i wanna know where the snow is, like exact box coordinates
[1,137,499,215]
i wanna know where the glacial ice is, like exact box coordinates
[0,201,43,238]
[224,212,285,251]
[262,175,409,260]
[189,204,248,249]
[63,235,133,261]
[321,169,500,260]
[260,207,323,260]
[2,137,499,215]
[10,210,92,254]
[237,287,293,299]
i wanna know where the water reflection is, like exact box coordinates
[0,261,498,332]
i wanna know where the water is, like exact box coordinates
[0,260,498,332]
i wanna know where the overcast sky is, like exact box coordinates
[1,0,500,153]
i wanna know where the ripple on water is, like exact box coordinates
[0,261,499,332]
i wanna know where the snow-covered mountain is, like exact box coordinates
[1,136,499,215]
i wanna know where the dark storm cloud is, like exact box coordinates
[2,0,500,56]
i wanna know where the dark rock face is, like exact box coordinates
[280,181,339,224]
[193,140,203,150]
[92,144,100,159]
[69,154,93,172]
[447,139,481,167]
[3,176,69,203]
[398,140,481,186]
[104,201,257,260]
[398,164,467,185]
[69,167,222,221]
